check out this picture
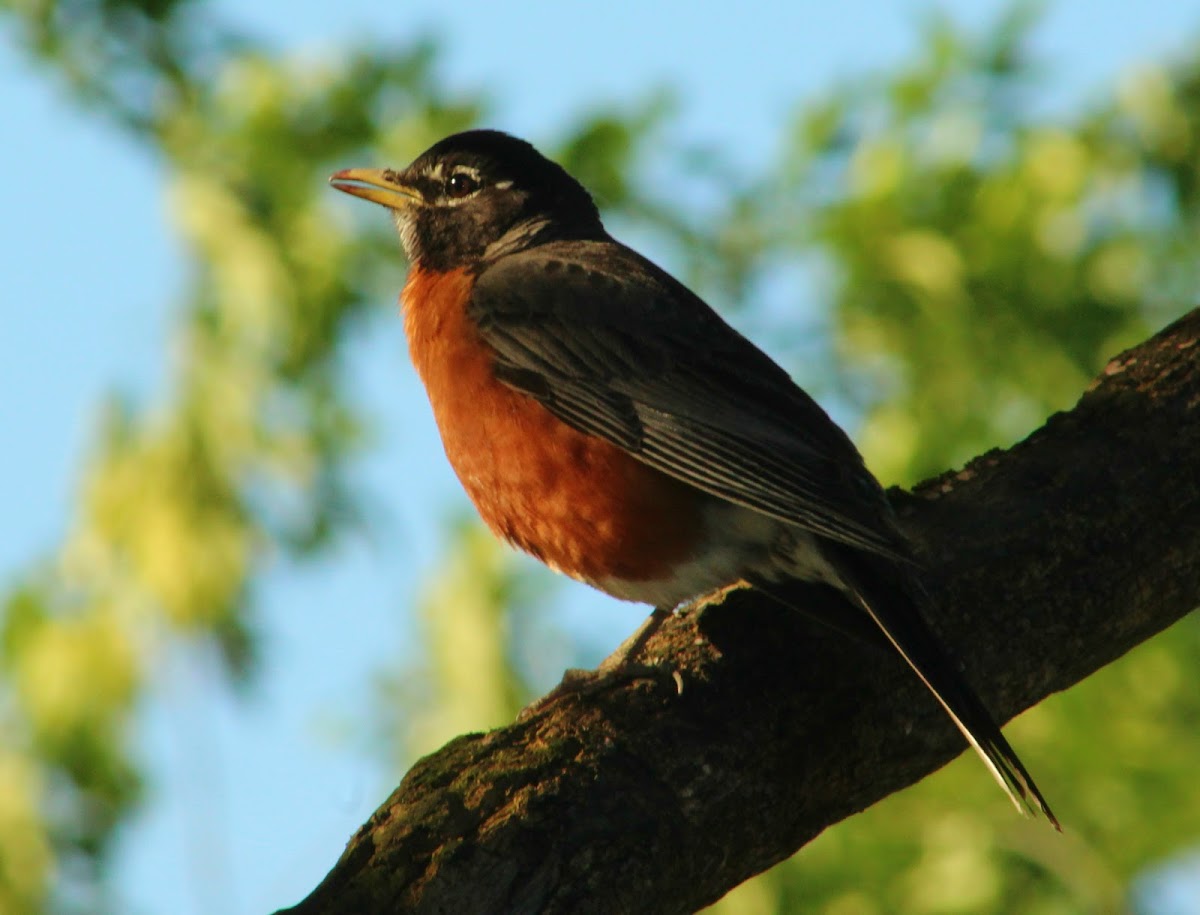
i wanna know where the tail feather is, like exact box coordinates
[820,544,1060,829]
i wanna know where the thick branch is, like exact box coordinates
[278,309,1200,915]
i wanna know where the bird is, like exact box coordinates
[330,128,1058,827]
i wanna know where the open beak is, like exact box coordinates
[329,168,422,209]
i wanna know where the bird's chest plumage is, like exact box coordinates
[401,266,710,597]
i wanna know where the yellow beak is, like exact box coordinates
[329,168,422,209]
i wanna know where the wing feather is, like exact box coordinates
[471,239,907,560]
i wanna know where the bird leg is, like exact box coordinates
[518,606,682,721]
[599,605,674,673]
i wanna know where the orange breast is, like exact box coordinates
[402,266,704,587]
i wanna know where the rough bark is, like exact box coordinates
[277,309,1200,915]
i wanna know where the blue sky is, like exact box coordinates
[3,2,1200,913]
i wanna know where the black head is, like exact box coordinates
[330,130,604,271]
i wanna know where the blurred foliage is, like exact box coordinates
[705,9,1200,914]
[370,521,527,763]
[1,0,481,908]
[769,5,1199,484]
[0,0,1198,913]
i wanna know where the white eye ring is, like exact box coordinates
[446,171,480,198]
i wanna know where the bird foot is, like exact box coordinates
[518,662,683,721]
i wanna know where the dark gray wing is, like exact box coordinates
[470,239,907,559]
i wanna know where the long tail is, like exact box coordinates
[814,543,1060,829]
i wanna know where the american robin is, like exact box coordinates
[330,129,1058,826]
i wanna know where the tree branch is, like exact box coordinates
[277,309,1200,915]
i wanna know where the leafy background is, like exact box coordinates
[1,0,1198,912]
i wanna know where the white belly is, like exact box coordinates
[590,500,841,608]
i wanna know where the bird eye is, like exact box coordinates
[446,171,480,199]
